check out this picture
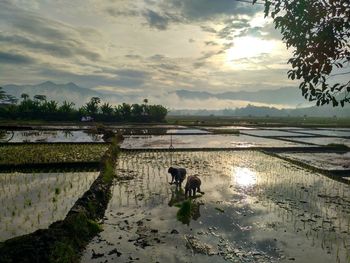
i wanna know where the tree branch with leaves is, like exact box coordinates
[254,0,350,106]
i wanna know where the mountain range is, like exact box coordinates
[2,81,311,108]
[2,81,349,116]
[174,87,310,107]
[2,81,109,106]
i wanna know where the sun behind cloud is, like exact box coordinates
[225,36,277,69]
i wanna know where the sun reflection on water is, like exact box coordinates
[232,167,257,187]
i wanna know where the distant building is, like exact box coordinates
[81,116,94,122]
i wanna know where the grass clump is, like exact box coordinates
[326,143,349,150]
[55,187,61,195]
[66,212,102,241]
[50,241,78,263]
[102,160,115,184]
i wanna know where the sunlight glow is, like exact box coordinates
[233,167,257,187]
[226,37,276,65]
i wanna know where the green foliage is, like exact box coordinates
[257,0,350,106]
[34,94,47,102]
[326,143,349,150]
[102,160,115,184]
[0,87,17,104]
[49,213,102,263]
[82,97,101,115]
[55,188,61,195]
[67,213,102,240]
[50,241,78,263]
[117,103,131,120]
[0,95,168,122]
[59,101,75,113]
[100,103,113,116]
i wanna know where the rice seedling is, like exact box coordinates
[0,171,99,241]
[0,144,108,166]
[101,150,350,262]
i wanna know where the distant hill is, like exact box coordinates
[169,104,350,117]
[2,81,124,106]
[174,87,310,107]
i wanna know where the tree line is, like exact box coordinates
[0,88,168,122]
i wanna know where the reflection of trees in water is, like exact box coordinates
[84,130,102,142]
[62,130,73,138]
[0,130,14,142]
[115,128,167,136]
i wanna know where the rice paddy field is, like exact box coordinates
[82,151,350,263]
[0,171,99,241]
[0,125,349,262]
[0,144,108,165]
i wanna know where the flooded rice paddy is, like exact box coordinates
[2,127,350,151]
[120,135,308,149]
[1,130,105,143]
[82,151,350,263]
[0,171,99,241]
[239,130,315,137]
[279,152,350,171]
[286,137,350,147]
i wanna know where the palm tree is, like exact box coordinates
[43,100,58,113]
[142,98,149,116]
[0,87,17,104]
[118,103,131,120]
[0,87,6,101]
[101,103,113,116]
[84,97,101,115]
[21,93,29,101]
[34,94,47,103]
[59,101,75,113]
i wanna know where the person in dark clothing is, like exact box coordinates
[168,167,187,188]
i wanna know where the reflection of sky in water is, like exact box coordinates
[232,167,257,187]
[3,130,104,143]
[83,151,350,263]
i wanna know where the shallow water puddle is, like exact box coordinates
[82,151,350,263]
[0,172,99,241]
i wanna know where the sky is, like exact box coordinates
[0,0,307,109]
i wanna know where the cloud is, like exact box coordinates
[0,34,100,60]
[204,41,218,46]
[165,0,261,20]
[114,69,150,79]
[0,1,102,61]
[105,7,139,17]
[0,51,34,64]
[217,18,251,40]
[142,9,182,30]
[200,25,217,33]
[0,0,296,110]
